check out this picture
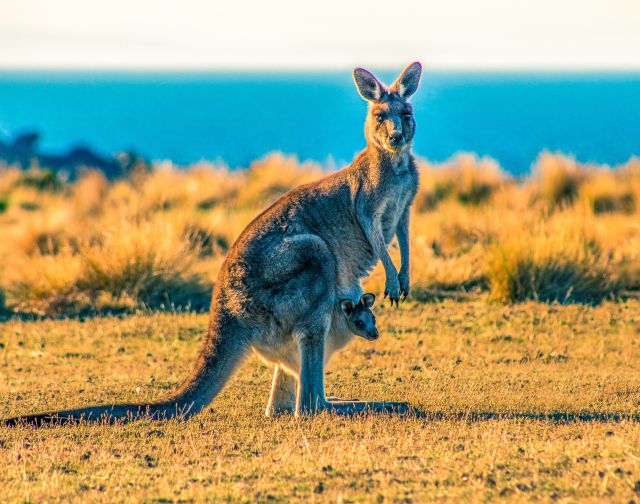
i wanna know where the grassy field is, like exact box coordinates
[2,151,640,501]
[2,300,640,502]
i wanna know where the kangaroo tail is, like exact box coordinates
[3,312,250,427]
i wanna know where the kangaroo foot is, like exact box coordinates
[325,395,360,402]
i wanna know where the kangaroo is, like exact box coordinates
[265,293,379,416]
[3,62,422,426]
[340,293,378,342]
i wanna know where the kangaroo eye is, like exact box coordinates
[355,321,364,328]
[403,112,412,118]
[375,114,384,123]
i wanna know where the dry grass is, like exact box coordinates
[579,169,636,214]
[486,226,617,303]
[80,219,212,311]
[1,151,639,316]
[3,153,640,501]
[415,154,509,211]
[2,301,640,501]
[530,152,588,209]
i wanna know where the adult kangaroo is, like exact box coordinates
[4,62,422,426]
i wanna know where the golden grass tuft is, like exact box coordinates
[16,167,64,192]
[3,220,212,315]
[71,169,109,215]
[487,227,617,303]
[531,152,589,209]
[579,168,636,214]
[235,152,324,208]
[80,219,212,311]
[415,154,508,211]
[4,252,87,316]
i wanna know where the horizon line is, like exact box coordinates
[2,63,640,74]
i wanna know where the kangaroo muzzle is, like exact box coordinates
[388,131,404,148]
[364,328,379,341]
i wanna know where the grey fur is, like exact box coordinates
[3,62,422,426]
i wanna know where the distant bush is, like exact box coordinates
[17,168,63,192]
[416,154,508,211]
[4,253,87,316]
[80,220,212,311]
[0,197,8,213]
[531,155,639,214]
[183,223,229,257]
[613,237,640,293]
[579,170,636,214]
[72,169,109,215]
[487,231,618,304]
[430,221,494,258]
[4,221,213,316]
[28,232,79,255]
[12,204,83,256]
[236,153,323,208]
[531,153,588,209]
[19,201,40,211]
[0,166,22,193]
[0,287,7,316]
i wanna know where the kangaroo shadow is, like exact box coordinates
[325,400,640,423]
[408,407,640,424]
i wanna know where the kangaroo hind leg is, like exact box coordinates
[265,365,297,416]
[295,308,333,416]
[296,319,411,416]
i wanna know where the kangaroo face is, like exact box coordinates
[367,97,415,153]
[353,62,422,155]
[339,293,379,341]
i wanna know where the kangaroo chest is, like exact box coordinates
[376,171,415,244]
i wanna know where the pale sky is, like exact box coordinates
[1,0,639,70]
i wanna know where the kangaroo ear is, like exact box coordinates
[360,293,376,308]
[391,61,422,99]
[339,299,355,316]
[353,68,385,102]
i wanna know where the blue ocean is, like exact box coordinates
[0,70,639,175]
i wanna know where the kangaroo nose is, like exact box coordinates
[389,132,403,146]
[369,329,379,340]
